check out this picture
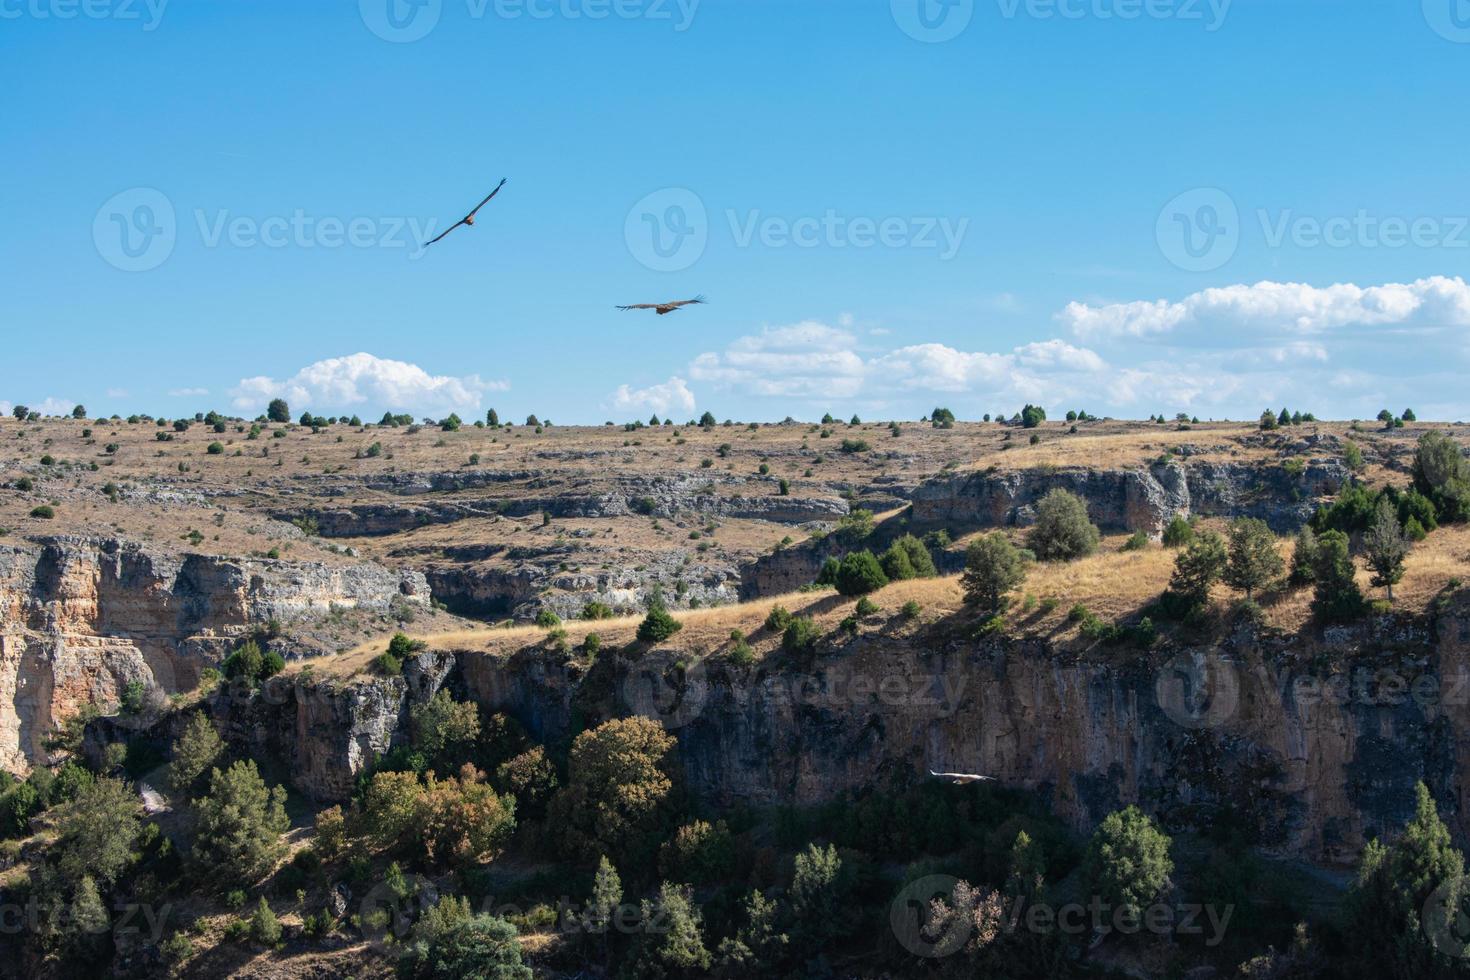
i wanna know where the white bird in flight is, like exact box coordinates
[928,769,996,785]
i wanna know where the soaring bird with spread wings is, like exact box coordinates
[616,296,707,316]
[423,179,507,248]
[928,769,996,785]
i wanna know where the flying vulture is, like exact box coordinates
[616,296,707,316]
[928,769,996,785]
[422,179,507,248]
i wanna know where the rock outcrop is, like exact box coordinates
[0,537,428,773]
[909,459,1351,535]
[142,592,1470,864]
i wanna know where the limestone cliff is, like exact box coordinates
[147,591,1470,864]
[909,458,1351,535]
[0,537,428,773]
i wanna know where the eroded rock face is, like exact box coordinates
[0,538,429,773]
[161,597,1470,863]
[909,460,1351,535]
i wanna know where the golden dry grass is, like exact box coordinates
[295,522,1470,680]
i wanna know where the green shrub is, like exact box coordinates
[900,600,922,619]
[1161,514,1194,547]
[1027,489,1099,561]
[207,442,224,455]
[854,596,879,617]
[535,609,562,629]
[636,601,683,643]
[765,605,794,632]
[29,505,55,519]
[834,550,887,596]
[782,616,819,656]
[1121,530,1150,551]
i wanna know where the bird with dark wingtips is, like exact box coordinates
[423,178,507,248]
[928,769,996,785]
[616,295,707,316]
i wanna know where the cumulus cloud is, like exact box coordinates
[1061,276,1470,340]
[232,353,507,418]
[690,322,1109,407]
[610,376,697,417]
[690,322,867,399]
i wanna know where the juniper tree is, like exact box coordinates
[1223,518,1283,600]
[1363,497,1410,601]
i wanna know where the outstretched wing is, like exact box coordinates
[670,295,707,309]
[464,178,508,220]
[617,304,659,311]
[423,219,467,248]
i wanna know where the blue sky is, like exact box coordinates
[3,0,1469,423]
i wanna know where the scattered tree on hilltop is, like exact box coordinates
[1027,489,1099,561]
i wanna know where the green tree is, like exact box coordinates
[1168,530,1227,611]
[440,413,462,432]
[790,843,849,946]
[640,883,711,973]
[411,691,482,768]
[588,855,623,934]
[167,712,224,798]
[636,598,683,643]
[1289,525,1319,585]
[1027,488,1100,561]
[699,411,717,428]
[1161,513,1195,547]
[1347,782,1467,977]
[549,717,676,865]
[401,912,532,979]
[191,760,290,884]
[52,777,143,888]
[1223,517,1284,600]
[1084,806,1173,917]
[880,541,916,581]
[1311,529,1365,622]
[834,550,888,596]
[659,819,735,884]
[1413,431,1470,523]
[1259,409,1279,431]
[266,398,290,423]
[251,897,282,946]
[931,407,956,428]
[1364,497,1410,601]
[962,533,1026,613]
[716,889,789,975]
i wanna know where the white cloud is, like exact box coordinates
[169,387,209,398]
[0,401,10,416]
[610,376,696,417]
[690,322,867,399]
[691,322,1109,407]
[1061,276,1470,340]
[105,388,129,399]
[232,353,507,418]
[33,398,77,417]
